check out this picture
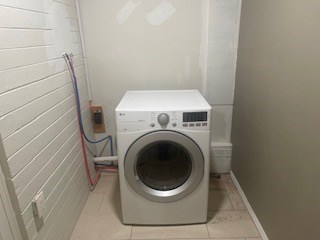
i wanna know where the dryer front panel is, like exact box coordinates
[124,131,204,203]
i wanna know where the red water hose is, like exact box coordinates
[78,123,101,187]
[65,54,118,188]
[65,56,101,187]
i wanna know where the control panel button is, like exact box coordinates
[157,113,170,126]
[202,123,207,126]
[182,123,188,127]
[189,123,195,127]
[151,123,155,127]
[196,123,201,126]
[172,122,177,127]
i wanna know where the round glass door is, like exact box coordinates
[124,131,204,203]
[136,141,192,191]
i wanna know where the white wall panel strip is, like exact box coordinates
[12,119,79,194]
[53,0,76,8]
[0,29,54,50]
[7,107,77,174]
[0,46,55,71]
[0,6,52,29]
[0,75,86,139]
[45,173,88,240]
[0,0,49,13]
[60,185,88,240]
[0,59,83,95]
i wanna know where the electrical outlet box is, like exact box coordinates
[33,191,46,218]
[91,105,105,133]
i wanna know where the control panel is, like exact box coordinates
[116,110,210,133]
[183,112,207,122]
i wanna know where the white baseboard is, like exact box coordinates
[230,171,269,240]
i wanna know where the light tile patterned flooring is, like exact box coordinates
[70,173,261,240]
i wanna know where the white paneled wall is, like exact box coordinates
[0,0,94,239]
[206,0,241,139]
[206,0,241,172]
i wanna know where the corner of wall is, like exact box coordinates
[0,137,26,240]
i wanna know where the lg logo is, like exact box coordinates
[119,113,125,116]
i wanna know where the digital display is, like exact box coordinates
[183,112,207,122]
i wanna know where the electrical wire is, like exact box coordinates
[98,138,110,157]
[84,142,96,157]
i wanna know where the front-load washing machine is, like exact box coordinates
[115,90,211,225]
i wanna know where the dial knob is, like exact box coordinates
[157,113,170,126]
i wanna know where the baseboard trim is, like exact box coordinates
[230,171,269,240]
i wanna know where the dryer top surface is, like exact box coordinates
[116,90,211,111]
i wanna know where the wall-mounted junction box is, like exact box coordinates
[91,105,105,133]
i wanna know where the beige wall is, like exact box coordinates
[80,0,205,138]
[232,1,320,239]
[78,0,242,168]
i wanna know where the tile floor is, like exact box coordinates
[70,173,261,240]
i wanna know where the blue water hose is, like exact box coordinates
[64,54,114,156]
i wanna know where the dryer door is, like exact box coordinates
[124,131,204,203]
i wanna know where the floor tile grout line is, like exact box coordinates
[130,224,133,239]
[224,190,236,210]
[225,188,236,210]
[96,192,104,214]
[205,222,211,239]
[128,224,212,240]
[226,182,248,211]
[247,212,262,238]
[208,210,249,213]
[72,174,259,239]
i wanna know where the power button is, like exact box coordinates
[151,123,155,127]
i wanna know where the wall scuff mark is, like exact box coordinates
[116,0,141,24]
[184,55,191,81]
[145,1,176,26]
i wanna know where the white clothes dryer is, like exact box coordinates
[115,90,211,225]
